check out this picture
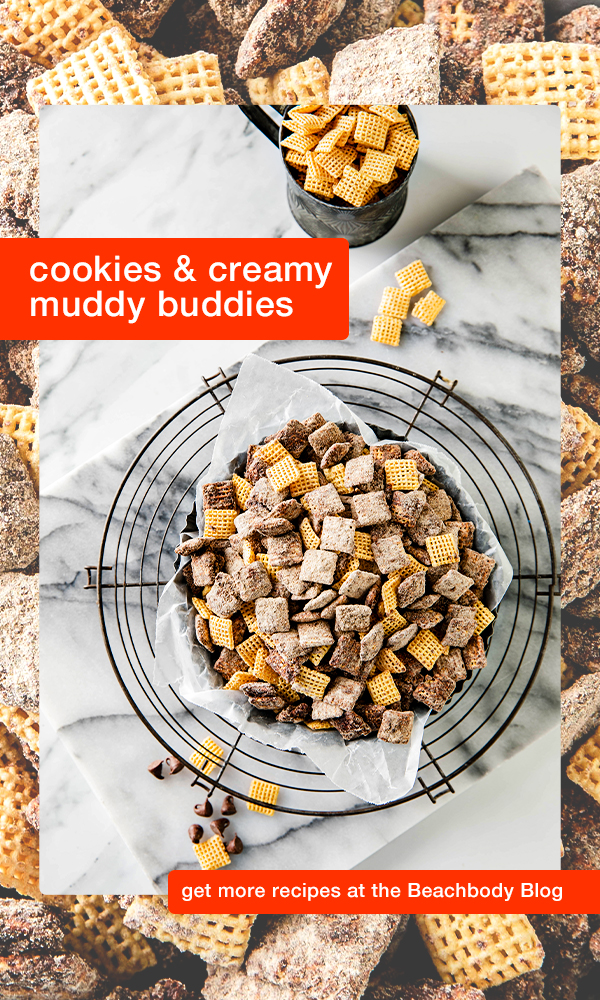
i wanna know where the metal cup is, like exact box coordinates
[240,105,419,248]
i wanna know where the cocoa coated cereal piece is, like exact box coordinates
[276,565,309,597]
[408,593,440,609]
[441,605,476,647]
[236,0,347,77]
[562,778,600,869]
[562,163,600,361]
[457,521,475,549]
[300,548,338,585]
[460,548,495,591]
[590,928,600,961]
[569,584,600,619]
[0,571,38,711]
[561,333,586,376]
[433,568,473,601]
[567,373,600,422]
[277,701,310,723]
[364,581,381,609]
[271,498,303,520]
[395,570,427,608]
[391,489,428,527]
[562,482,600,606]
[403,449,437,475]
[561,672,600,755]
[247,477,289,511]
[297,619,334,648]
[195,616,215,653]
[206,573,241,618]
[304,589,337,611]
[339,569,380,599]
[377,708,413,744]
[208,0,265,38]
[563,623,600,672]
[321,676,364,712]
[329,25,440,104]
[350,491,391,527]
[360,622,385,661]
[320,515,356,554]
[371,534,409,574]
[549,4,600,45]
[321,442,351,468]
[175,537,205,557]
[0,952,103,998]
[387,623,419,649]
[292,610,322,623]
[255,597,290,634]
[561,402,583,458]
[0,899,65,954]
[233,509,262,539]
[321,0,396,50]
[245,450,269,483]
[303,483,345,525]
[202,480,237,510]
[329,634,362,676]
[461,635,486,672]
[266,531,303,567]
[0,111,39,232]
[307,420,347,459]
[236,561,272,601]
[435,648,467,681]
[404,610,443,629]
[213,647,246,681]
[413,673,455,710]
[274,419,310,459]
[0,436,38,572]
[330,709,372,740]
[0,41,39,116]
[408,506,445,546]
[25,795,39,830]
[312,698,344,720]
[320,595,348,619]
[303,412,326,434]
[426,489,452,520]
[482,974,544,1000]
[191,551,219,587]
[529,913,590,1000]
[344,454,375,488]
[335,604,371,632]
[0,210,36,238]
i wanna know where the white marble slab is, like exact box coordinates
[40,161,561,891]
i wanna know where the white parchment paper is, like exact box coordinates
[155,357,512,804]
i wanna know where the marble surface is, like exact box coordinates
[40,121,561,891]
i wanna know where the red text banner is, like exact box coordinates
[4,238,349,339]
[168,870,598,915]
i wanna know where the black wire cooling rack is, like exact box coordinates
[87,355,556,816]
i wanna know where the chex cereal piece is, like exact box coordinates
[259,439,293,465]
[26,23,159,107]
[194,835,231,870]
[209,616,235,649]
[412,290,446,326]
[381,577,399,613]
[308,645,330,666]
[292,665,330,700]
[0,705,39,762]
[248,58,330,106]
[232,473,252,509]
[190,738,223,776]
[0,0,114,69]
[315,145,357,178]
[361,148,397,184]
[266,455,301,491]
[242,539,255,565]
[236,634,266,669]
[299,518,321,549]
[305,719,333,729]
[0,405,38,489]
[378,286,411,320]
[371,314,402,346]
[395,259,432,296]
[323,463,351,493]
[386,131,420,171]
[286,148,309,168]
[375,647,404,673]
[204,509,237,539]
[382,609,408,635]
[280,130,320,153]
[145,51,225,105]
[354,109,390,149]
[426,532,459,566]
[63,895,156,981]
[289,461,320,496]
[248,778,279,815]
[415,913,544,989]
[304,155,335,199]
[353,530,373,560]
[482,41,600,160]
[567,726,600,803]
[192,597,211,621]
[224,671,256,690]
[367,670,401,706]
[0,762,40,899]
[407,629,446,670]
[472,600,495,635]
[333,163,372,207]
[385,458,420,490]
[369,105,407,124]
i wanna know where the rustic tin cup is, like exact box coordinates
[240,105,419,247]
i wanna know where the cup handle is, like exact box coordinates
[239,106,282,146]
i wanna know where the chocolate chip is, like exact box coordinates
[166,756,184,774]
[210,818,230,836]
[194,798,213,817]
[221,795,237,815]
[226,834,244,855]
[188,824,203,843]
[148,759,164,779]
